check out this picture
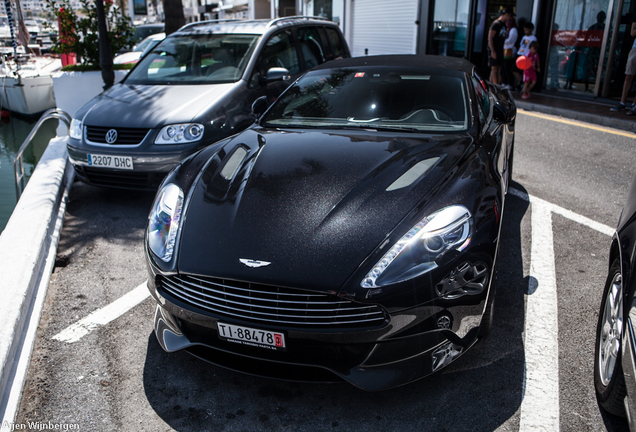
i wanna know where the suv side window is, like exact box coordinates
[296,26,326,69]
[324,27,346,60]
[250,30,300,88]
[260,30,300,75]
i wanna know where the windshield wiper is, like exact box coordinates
[340,124,422,132]
[346,117,386,123]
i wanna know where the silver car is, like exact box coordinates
[67,17,349,189]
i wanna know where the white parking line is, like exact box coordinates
[519,199,560,431]
[52,282,150,343]
[509,188,614,236]
[509,188,613,432]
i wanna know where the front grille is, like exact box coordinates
[157,274,387,329]
[85,125,150,145]
[75,166,164,190]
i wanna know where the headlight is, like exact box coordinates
[155,123,204,144]
[69,118,82,140]
[147,184,184,262]
[361,205,472,288]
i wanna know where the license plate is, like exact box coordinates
[88,154,133,170]
[217,322,286,351]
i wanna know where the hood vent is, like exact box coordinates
[386,157,440,191]
[220,147,248,180]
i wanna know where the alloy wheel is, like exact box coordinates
[598,272,623,387]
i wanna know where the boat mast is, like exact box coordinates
[4,0,19,62]
[14,0,30,53]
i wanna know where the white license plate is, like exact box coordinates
[88,154,133,170]
[217,322,286,351]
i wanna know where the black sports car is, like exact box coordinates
[144,55,516,391]
[595,174,636,426]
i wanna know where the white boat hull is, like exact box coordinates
[0,74,55,116]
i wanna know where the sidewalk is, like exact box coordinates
[513,91,636,133]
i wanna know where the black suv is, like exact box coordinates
[67,17,349,189]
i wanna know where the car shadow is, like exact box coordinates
[599,406,630,432]
[140,181,531,431]
[54,180,156,269]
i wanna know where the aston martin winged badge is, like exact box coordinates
[239,259,271,268]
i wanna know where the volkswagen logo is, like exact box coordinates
[105,129,118,144]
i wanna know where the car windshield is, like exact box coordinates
[134,34,163,52]
[133,26,163,43]
[125,33,259,85]
[263,66,469,132]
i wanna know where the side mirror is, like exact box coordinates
[251,96,269,121]
[265,67,290,83]
[493,100,514,123]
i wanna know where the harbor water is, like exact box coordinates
[0,115,58,232]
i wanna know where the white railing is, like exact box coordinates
[13,108,71,198]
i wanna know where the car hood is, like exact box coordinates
[177,128,474,291]
[78,83,236,128]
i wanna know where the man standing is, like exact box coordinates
[488,7,514,85]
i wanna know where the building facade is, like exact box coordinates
[12,0,632,101]
[275,0,633,101]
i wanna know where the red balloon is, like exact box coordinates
[516,55,531,70]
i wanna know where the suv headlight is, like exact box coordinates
[361,205,472,288]
[155,123,204,144]
[147,184,184,262]
[69,118,82,140]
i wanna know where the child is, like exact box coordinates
[518,22,537,58]
[522,41,540,99]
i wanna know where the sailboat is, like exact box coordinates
[0,0,61,117]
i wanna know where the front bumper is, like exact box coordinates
[148,273,488,391]
[67,142,201,190]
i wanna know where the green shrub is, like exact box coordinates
[45,0,134,67]
[60,63,134,72]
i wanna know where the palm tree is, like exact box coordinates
[163,0,185,35]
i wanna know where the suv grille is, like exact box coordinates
[157,274,387,328]
[85,126,150,145]
[74,166,164,190]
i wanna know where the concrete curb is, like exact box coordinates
[0,136,74,424]
[515,100,636,133]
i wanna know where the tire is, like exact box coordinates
[594,258,627,417]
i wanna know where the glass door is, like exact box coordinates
[599,0,632,98]
[464,0,516,76]
[545,0,614,95]
[430,0,472,57]
[312,0,344,26]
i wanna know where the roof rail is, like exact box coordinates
[180,18,244,31]
[267,15,330,27]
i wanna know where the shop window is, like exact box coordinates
[546,0,611,93]
[431,0,471,57]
